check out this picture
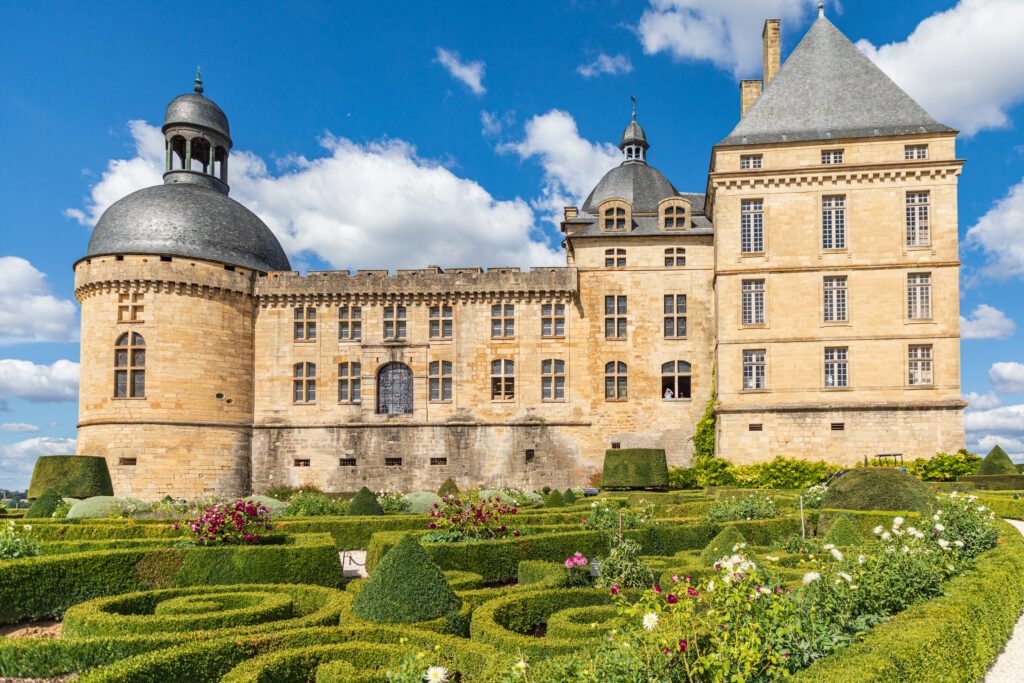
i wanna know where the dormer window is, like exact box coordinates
[599,199,630,232]
[821,149,844,165]
[659,198,691,230]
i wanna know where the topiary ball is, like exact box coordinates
[978,446,1018,476]
[66,496,128,519]
[352,533,460,623]
[700,525,748,566]
[820,467,934,515]
[436,478,459,497]
[347,487,384,516]
[25,487,62,518]
[562,489,577,504]
[544,490,565,508]
[823,514,864,547]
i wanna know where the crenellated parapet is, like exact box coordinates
[74,254,256,303]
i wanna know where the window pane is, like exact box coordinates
[605,318,614,337]
[340,382,349,401]
[131,369,145,397]
[307,382,315,401]
[505,319,514,337]
[115,349,128,367]
[554,319,564,336]
[542,359,551,374]
[676,318,687,336]
[554,360,564,373]
[307,363,316,377]
[294,322,304,339]
[604,296,614,315]
[617,318,627,338]
[554,376,565,399]
[294,380,303,402]
[352,322,361,339]
[443,320,452,337]
[605,376,615,399]
[115,370,127,397]
[443,361,452,374]
[352,380,361,401]
[132,349,145,367]
[664,296,673,314]
[491,360,501,374]
[542,319,552,336]
[397,321,406,337]
[307,322,316,339]
[618,377,627,399]
[617,297,627,314]
[492,319,502,337]
[664,318,673,337]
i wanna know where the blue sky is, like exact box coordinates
[1,0,1023,489]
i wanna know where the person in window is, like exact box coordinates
[664,387,674,399]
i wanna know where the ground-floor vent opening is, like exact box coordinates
[610,442,621,449]
[385,457,402,467]
[430,457,447,466]
[748,423,763,432]
[524,449,535,464]
[160,256,172,262]
[338,458,357,467]
[118,458,137,466]
[831,422,845,431]
[293,459,311,467]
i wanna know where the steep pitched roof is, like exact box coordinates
[719,16,954,146]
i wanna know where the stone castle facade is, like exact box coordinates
[74,12,966,499]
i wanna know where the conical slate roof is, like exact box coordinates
[620,117,648,149]
[719,16,953,146]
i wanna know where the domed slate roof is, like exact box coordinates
[582,162,679,215]
[164,93,231,141]
[620,118,647,148]
[87,183,290,273]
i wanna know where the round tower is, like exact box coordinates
[73,75,290,499]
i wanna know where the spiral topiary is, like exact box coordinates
[346,487,384,516]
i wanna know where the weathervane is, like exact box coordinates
[630,95,637,119]
[194,67,204,95]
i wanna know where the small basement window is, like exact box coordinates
[119,458,137,466]
[610,442,621,449]
[160,256,172,262]
[748,423,763,432]
[524,449,535,464]
[831,422,845,431]
[430,457,447,466]
[115,255,124,261]
[338,458,357,467]
[385,457,402,467]
[293,459,311,467]
[224,265,235,272]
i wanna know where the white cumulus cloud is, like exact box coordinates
[66,122,562,271]
[500,110,621,224]
[435,48,486,95]
[964,391,1001,411]
[965,399,1024,458]
[636,0,813,77]
[990,362,1024,395]
[0,437,76,490]
[0,257,78,345]
[965,177,1024,281]
[0,359,80,410]
[960,304,1016,339]
[0,423,40,433]
[856,0,1024,136]
[970,433,1024,459]
[577,54,634,78]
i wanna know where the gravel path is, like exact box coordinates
[985,518,1024,682]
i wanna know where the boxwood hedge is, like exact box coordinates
[602,449,669,490]
[28,456,113,499]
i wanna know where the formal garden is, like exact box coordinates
[2,444,1024,682]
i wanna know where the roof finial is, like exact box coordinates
[818,1,824,17]
[194,67,204,95]
[630,95,637,120]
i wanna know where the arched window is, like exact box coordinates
[604,248,626,268]
[603,206,626,231]
[114,333,145,398]
[429,361,453,402]
[168,136,187,170]
[293,362,316,403]
[377,362,413,414]
[190,137,212,173]
[604,361,627,401]
[541,359,565,401]
[491,359,514,401]
[661,361,692,400]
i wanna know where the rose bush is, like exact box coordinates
[426,493,518,540]
[176,499,273,545]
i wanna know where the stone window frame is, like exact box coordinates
[741,279,765,326]
[604,295,628,340]
[604,361,628,401]
[904,144,928,161]
[604,248,626,268]
[293,362,316,404]
[338,305,362,341]
[491,303,515,339]
[383,304,407,341]
[659,197,691,230]
[661,360,692,400]
[664,247,686,267]
[599,198,631,232]
[907,272,932,321]
[541,358,566,402]
[908,344,934,387]
[742,349,767,391]
[824,346,849,389]
[114,332,146,399]
[823,275,848,323]
[541,303,566,338]
[740,198,765,255]
[821,194,847,251]
[429,360,453,402]
[740,154,763,170]
[490,359,515,401]
[294,307,317,342]
[905,191,931,248]
[663,294,687,339]
[117,292,144,323]
[821,149,845,165]
[338,361,361,404]
[429,305,454,340]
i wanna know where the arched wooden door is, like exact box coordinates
[377,362,413,414]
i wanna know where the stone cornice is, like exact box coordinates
[708,161,964,193]
[715,399,967,414]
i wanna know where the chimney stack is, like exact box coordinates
[740,79,762,117]
[762,19,781,86]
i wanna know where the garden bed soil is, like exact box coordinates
[0,676,78,683]
[0,621,62,639]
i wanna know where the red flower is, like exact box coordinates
[653,584,662,594]
[666,594,678,604]
[611,585,619,595]
[679,640,687,652]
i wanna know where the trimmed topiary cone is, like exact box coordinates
[544,490,565,508]
[978,445,1018,476]
[823,514,864,546]
[25,487,62,519]
[699,525,747,566]
[562,489,577,504]
[346,486,384,516]
[436,478,460,497]
[820,467,934,515]
[352,533,461,623]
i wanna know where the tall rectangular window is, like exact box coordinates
[541,359,565,401]
[293,362,316,403]
[905,145,928,160]
[491,304,515,339]
[906,192,930,246]
[822,195,846,250]
[541,303,565,338]
[908,345,933,386]
[823,276,847,322]
[429,361,453,401]
[824,347,848,387]
[338,362,361,403]
[740,154,762,169]
[604,248,626,268]
[338,306,361,341]
[294,307,316,341]
[742,350,766,390]
[491,359,514,400]
[821,149,844,164]
[429,305,453,340]
[604,295,627,339]
[383,305,407,340]
[907,273,931,319]
[741,199,764,254]
[741,280,765,325]
[663,294,687,338]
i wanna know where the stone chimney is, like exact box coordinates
[762,19,781,86]
[740,79,762,117]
